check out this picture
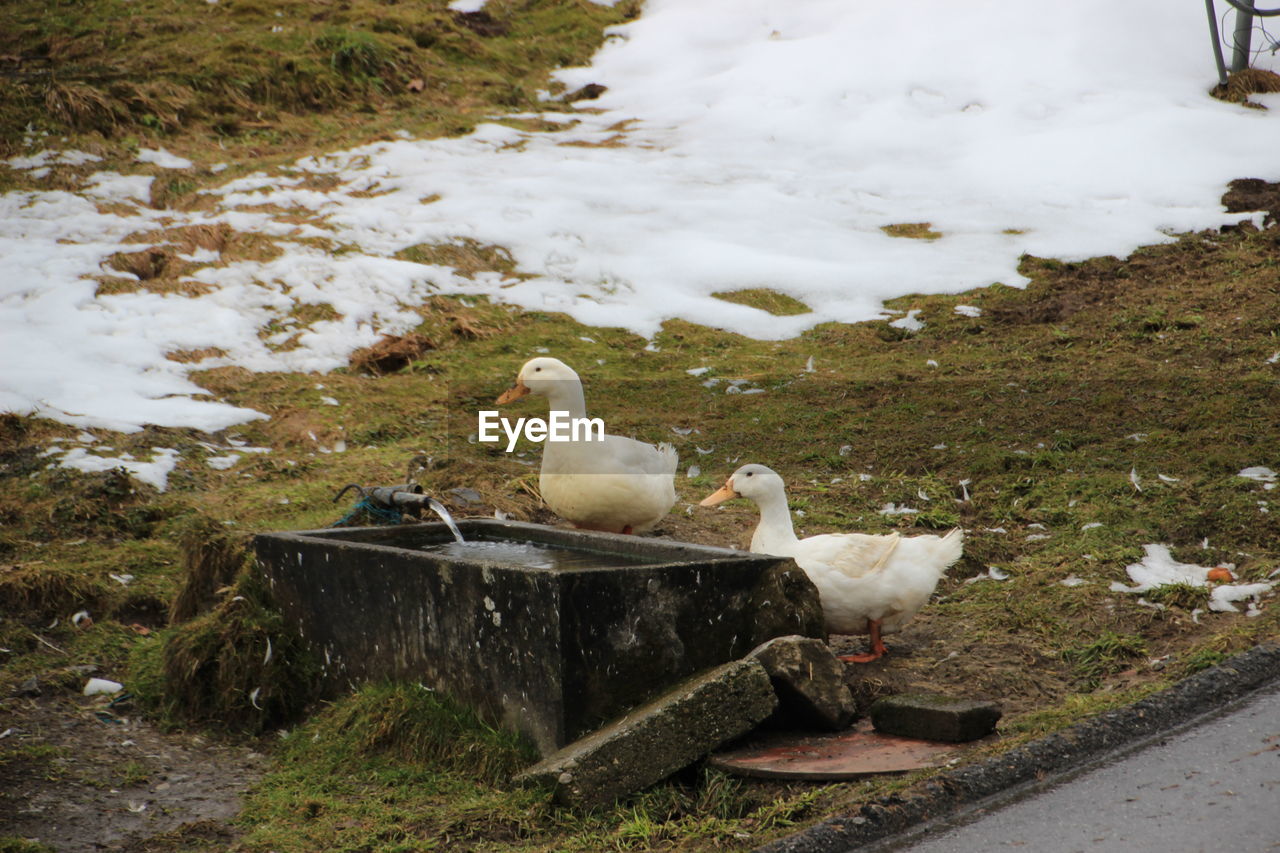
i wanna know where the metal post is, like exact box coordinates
[1231,0,1255,71]
[1206,0,1230,86]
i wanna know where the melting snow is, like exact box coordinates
[1,0,1278,444]
[53,446,182,492]
[136,148,194,169]
[889,310,925,332]
[82,172,154,204]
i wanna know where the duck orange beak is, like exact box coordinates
[699,478,738,507]
[495,381,530,405]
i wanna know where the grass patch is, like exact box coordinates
[240,684,834,852]
[1212,68,1280,106]
[881,222,942,240]
[1062,631,1149,686]
[0,563,106,619]
[1144,582,1210,610]
[398,239,521,280]
[295,682,535,782]
[0,0,636,153]
[0,838,58,853]
[1001,688,1155,742]
[711,288,812,316]
[129,566,321,734]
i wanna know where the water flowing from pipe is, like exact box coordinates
[427,497,465,543]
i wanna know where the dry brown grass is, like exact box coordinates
[711,288,813,317]
[106,248,170,280]
[169,516,250,624]
[0,563,106,618]
[881,222,943,240]
[42,80,126,133]
[398,239,518,279]
[349,333,437,376]
[1214,68,1280,106]
[558,133,629,148]
[264,408,346,449]
[166,347,230,365]
[98,249,220,297]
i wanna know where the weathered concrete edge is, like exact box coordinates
[755,642,1280,853]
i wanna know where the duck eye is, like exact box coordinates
[534,366,542,372]
[745,471,753,477]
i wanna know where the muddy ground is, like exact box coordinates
[1,686,264,851]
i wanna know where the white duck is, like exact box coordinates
[496,357,678,534]
[700,464,963,662]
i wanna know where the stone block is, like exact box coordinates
[869,692,1002,743]
[254,519,822,755]
[514,658,777,806]
[749,635,857,731]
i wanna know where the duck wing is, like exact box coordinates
[796,532,903,580]
[545,433,677,477]
[540,434,677,533]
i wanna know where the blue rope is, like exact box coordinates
[330,497,412,527]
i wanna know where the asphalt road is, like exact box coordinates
[888,682,1280,853]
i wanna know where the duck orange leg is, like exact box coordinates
[838,619,888,663]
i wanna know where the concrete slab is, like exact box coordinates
[749,635,857,731]
[514,658,778,806]
[869,693,1002,743]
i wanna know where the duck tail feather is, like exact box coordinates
[939,527,965,571]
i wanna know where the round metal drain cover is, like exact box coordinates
[709,721,967,780]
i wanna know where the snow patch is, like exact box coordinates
[136,148,194,169]
[53,446,181,492]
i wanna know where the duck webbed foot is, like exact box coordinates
[837,619,889,663]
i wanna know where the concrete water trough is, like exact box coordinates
[254,519,822,755]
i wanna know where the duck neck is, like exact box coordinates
[751,490,801,555]
[542,380,588,421]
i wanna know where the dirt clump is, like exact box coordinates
[1222,177,1280,225]
[349,332,437,376]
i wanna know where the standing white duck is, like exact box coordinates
[700,464,963,662]
[496,357,678,534]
